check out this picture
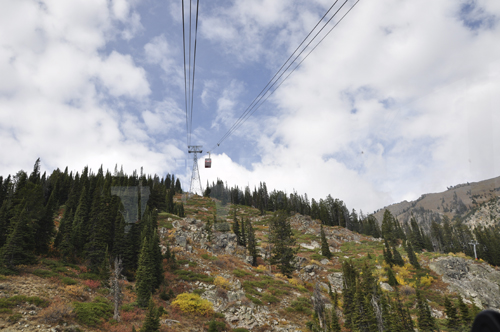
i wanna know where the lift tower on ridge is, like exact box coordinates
[188,145,203,196]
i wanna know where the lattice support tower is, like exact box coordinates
[188,145,203,196]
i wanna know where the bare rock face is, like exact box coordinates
[428,256,500,309]
[379,282,394,292]
[327,272,344,292]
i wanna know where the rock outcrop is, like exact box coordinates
[428,256,500,310]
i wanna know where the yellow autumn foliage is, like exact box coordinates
[420,275,434,287]
[274,273,287,280]
[288,278,301,286]
[254,265,267,272]
[171,293,214,316]
[214,276,231,289]
[395,275,406,286]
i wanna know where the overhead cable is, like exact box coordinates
[208,0,360,152]
[181,0,201,147]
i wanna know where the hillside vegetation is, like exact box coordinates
[0,161,499,331]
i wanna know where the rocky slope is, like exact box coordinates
[373,175,500,230]
[1,194,500,331]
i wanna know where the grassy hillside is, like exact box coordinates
[0,193,497,331]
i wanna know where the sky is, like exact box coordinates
[0,0,499,214]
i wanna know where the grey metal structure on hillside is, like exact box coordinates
[188,145,203,196]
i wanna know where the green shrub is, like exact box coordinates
[0,295,49,308]
[64,263,80,270]
[0,308,13,314]
[78,272,100,280]
[33,269,58,278]
[193,289,205,296]
[73,296,112,326]
[214,222,230,232]
[286,297,312,314]
[178,259,197,267]
[262,293,279,304]
[0,266,17,276]
[201,254,218,261]
[42,258,63,269]
[208,319,226,331]
[121,303,137,312]
[8,313,22,323]
[310,253,325,261]
[61,277,78,285]
[160,289,175,301]
[54,267,68,273]
[174,270,214,283]
[233,329,250,332]
[245,294,262,305]
[233,269,252,278]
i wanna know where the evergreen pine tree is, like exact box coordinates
[34,189,57,254]
[136,237,155,308]
[382,210,397,245]
[268,210,296,277]
[240,218,246,247]
[0,199,13,249]
[151,230,164,289]
[328,282,334,302]
[392,245,405,267]
[387,268,398,286]
[99,245,111,287]
[408,217,424,251]
[331,306,341,332]
[140,297,160,332]
[416,288,437,331]
[205,218,212,242]
[407,242,421,269]
[85,183,112,273]
[169,250,178,271]
[58,209,75,262]
[380,294,397,332]
[320,225,332,259]
[342,260,358,331]
[246,220,258,266]
[0,206,36,268]
[457,296,471,327]
[393,287,415,332]
[444,296,459,331]
[123,221,142,277]
[232,209,241,245]
[208,320,218,332]
[112,211,126,260]
[164,243,171,260]
[71,185,90,256]
[383,239,394,266]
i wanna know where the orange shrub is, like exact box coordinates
[39,297,74,324]
[64,285,88,300]
[121,308,144,322]
[83,279,100,289]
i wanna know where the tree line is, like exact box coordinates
[0,159,183,279]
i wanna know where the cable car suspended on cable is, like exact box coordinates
[205,153,211,168]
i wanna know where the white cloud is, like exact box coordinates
[0,0,182,178]
[195,0,500,212]
[94,51,151,98]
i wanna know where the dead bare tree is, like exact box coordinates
[312,283,326,329]
[111,256,124,322]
